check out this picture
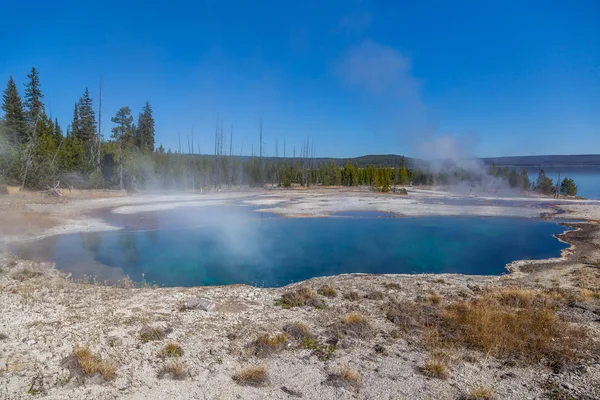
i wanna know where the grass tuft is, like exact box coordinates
[364,290,385,300]
[66,345,116,380]
[343,291,361,301]
[246,333,288,358]
[139,325,173,342]
[275,287,325,309]
[158,360,187,380]
[421,357,449,379]
[325,365,361,391]
[11,269,42,282]
[338,312,372,339]
[233,365,268,387]
[160,342,183,358]
[463,386,495,400]
[317,285,338,298]
[283,322,313,341]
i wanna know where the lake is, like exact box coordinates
[14,207,569,287]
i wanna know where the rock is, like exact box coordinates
[179,296,215,311]
[561,382,574,390]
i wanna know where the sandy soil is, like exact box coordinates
[1,187,599,399]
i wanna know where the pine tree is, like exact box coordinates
[71,103,80,138]
[23,67,44,126]
[136,101,155,152]
[520,169,530,191]
[111,106,134,189]
[53,118,63,146]
[1,75,27,144]
[76,88,96,145]
[560,177,577,196]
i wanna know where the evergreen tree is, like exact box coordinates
[76,88,96,145]
[111,106,134,189]
[136,101,155,152]
[508,168,519,188]
[535,169,554,195]
[53,118,63,146]
[71,103,80,138]
[23,67,44,126]
[520,169,530,190]
[1,76,27,143]
[560,177,577,196]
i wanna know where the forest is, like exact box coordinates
[0,67,577,196]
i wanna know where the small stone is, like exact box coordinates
[561,382,574,390]
[180,296,215,311]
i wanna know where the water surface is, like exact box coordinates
[14,207,569,287]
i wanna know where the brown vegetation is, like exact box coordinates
[246,333,288,358]
[233,365,268,387]
[139,325,173,342]
[317,285,338,298]
[275,287,325,309]
[157,360,187,380]
[11,269,43,282]
[160,343,183,358]
[364,290,385,300]
[463,386,495,400]
[64,346,116,380]
[283,322,313,341]
[343,291,361,301]
[325,365,361,392]
[337,312,372,339]
[421,357,449,379]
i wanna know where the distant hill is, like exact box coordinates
[182,153,600,169]
[481,155,600,167]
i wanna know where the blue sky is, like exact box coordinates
[1,0,599,158]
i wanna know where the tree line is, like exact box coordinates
[0,67,578,196]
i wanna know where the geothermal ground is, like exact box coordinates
[0,187,599,399]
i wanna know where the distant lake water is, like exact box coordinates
[13,207,569,287]
[524,167,600,199]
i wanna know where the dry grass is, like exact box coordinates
[139,325,173,342]
[421,357,449,379]
[386,288,597,368]
[443,291,592,366]
[160,342,183,358]
[157,360,187,380]
[338,312,372,339]
[233,365,268,387]
[275,287,325,309]
[283,322,313,341]
[364,290,385,300]
[325,365,361,391]
[318,285,338,298]
[246,333,288,358]
[343,291,361,301]
[464,386,495,400]
[11,269,43,282]
[571,265,600,291]
[427,293,443,305]
[579,288,600,301]
[65,345,116,380]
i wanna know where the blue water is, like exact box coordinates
[14,207,569,287]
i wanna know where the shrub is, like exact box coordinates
[233,365,268,387]
[246,334,288,358]
[325,365,361,391]
[275,287,325,309]
[65,345,116,380]
[158,360,187,380]
[318,285,337,298]
[421,357,449,379]
[338,313,372,339]
[11,269,42,282]
[364,290,385,300]
[88,168,105,189]
[343,291,360,301]
[464,386,495,400]
[283,322,313,341]
[139,325,173,342]
[160,343,183,358]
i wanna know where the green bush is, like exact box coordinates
[89,168,105,189]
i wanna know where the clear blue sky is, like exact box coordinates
[1,0,598,158]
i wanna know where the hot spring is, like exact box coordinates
[14,206,569,287]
